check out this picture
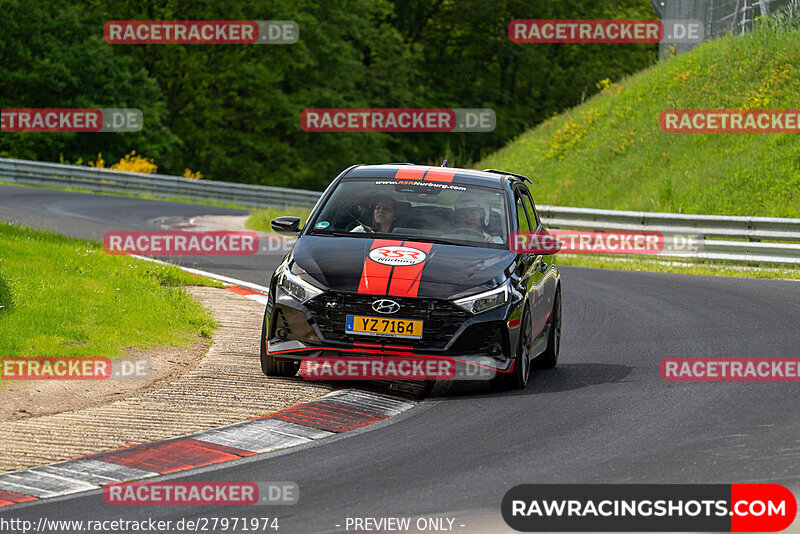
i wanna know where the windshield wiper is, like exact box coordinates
[309,230,369,238]
[379,234,497,248]
[309,231,505,249]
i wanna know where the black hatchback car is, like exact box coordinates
[261,164,561,389]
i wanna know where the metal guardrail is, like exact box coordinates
[1,157,799,264]
[538,205,800,242]
[0,157,321,208]
[538,206,800,265]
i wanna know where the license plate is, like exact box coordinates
[345,315,423,339]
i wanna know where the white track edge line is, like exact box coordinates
[130,254,270,293]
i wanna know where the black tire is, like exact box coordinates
[491,305,532,390]
[260,310,297,377]
[533,288,561,370]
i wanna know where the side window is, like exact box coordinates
[520,188,540,228]
[515,188,532,232]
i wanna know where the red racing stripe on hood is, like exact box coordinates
[357,239,403,295]
[387,241,433,298]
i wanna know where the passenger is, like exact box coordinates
[454,192,502,243]
[351,195,398,234]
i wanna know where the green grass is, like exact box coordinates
[246,206,312,233]
[0,222,221,358]
[478,21,800,218]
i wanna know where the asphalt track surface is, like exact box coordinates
[1,184,799,533]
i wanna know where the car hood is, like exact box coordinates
[291,235,514,300]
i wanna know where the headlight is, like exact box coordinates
[453,282,509,314]
[278,263,324,303]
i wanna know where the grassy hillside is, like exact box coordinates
[478,22,800,218]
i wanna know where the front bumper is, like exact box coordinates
[266,286,525,378]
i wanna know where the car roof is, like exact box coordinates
[343,164,527,190]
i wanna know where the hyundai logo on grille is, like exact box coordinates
[372,299,400,314]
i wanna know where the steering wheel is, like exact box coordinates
[344,221,374,232]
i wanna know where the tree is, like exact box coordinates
[0,0,175,164]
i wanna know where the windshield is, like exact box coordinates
[308,178,508,248]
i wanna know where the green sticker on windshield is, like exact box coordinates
[315,221,330,229]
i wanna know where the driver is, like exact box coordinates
[454,192,502,243]
[351,194,398,234]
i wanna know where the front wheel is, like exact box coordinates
[260,310,297,377]
[533,289,561,370]
[491,305,531,390]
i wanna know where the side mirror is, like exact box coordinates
[271,216,302,236]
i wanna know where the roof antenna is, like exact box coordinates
[441,160,448,167]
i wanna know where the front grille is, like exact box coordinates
[305,293,469,349]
